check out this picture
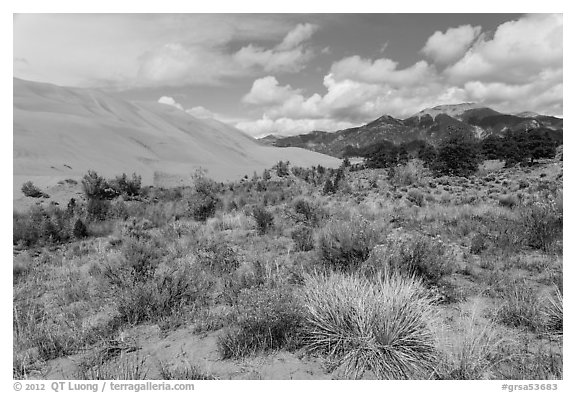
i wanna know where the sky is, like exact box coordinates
[14,13,563,137]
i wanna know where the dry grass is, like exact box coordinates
[300,271,439,379]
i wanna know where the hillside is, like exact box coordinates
[13,78,340,196]
[260,104,563,157]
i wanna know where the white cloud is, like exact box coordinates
[445,14,562,84]
[242,76,302,105]
[233,23,319,73]
[186,106,217,119]
[158,96,183,110]
[276,23,319,51]
[330,56,434,87]
[422,25,482,65]
[14,15,319,88]
[238,14,562,137]
[236,116,358,138]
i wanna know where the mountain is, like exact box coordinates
[260,104,563,157]
[13,78,340,193]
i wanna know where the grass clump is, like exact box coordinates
[494,280,542,332]
[158,360,217,380]
[299,272,439,379]
[217,286,303,359]
[541,287,562,336]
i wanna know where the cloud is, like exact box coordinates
[235,116,358,138]
[158,96,183,110]
[422,25,482,64]
[445,14,562,84]
[14,14,319,88]
[276,23,319,51]
[242,76,302,105]
[330,56,434,87]
[233,23,319,73]
[186,106,217,119]
[238,14,562,137]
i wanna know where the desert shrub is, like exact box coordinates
[494,280,541,331]
[218,286,303,358]
[363,233,455,285]
[291,225,315,251]
[252,205,274,235]
[470,233,488,255]
[518,198,562,252]
[197,240,240,275]
[109,173,142,197]
[86,198,111,221]
[498,194,518,209]
[317,217,382,271]
[119,233,164,283]
[300,272,439,379]
[188,171,221,222]
[388,159,427,187]
[82,170,116,200]
[21,181,47,198]
[13,209,43,247]
[407,189,425,207]
[291,198,323,226]
[73,219,89,239]
[13,206,74,247]
[104,256,211,325]
[436,311,509,380]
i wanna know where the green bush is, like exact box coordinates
[197,240,240,275]
[292,198,323,226]
[252,205,274,235]
[188,172,220,222]
[21,181,47,198]
[86,198,111,221]
[518,198,562,252]
[363,233,455,285]
[73,219,89,239]
[82,170,116,200]
[217,286,303,358]
[300,272,439,379]
[109,173,142,197]
[431,137,480,178]
[291,225,315,251]
[318,217,382,271]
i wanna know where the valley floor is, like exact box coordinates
[13,158,563,380]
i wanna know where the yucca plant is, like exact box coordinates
[299,271,439,379]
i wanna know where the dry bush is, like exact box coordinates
[436,309,511,379]
[217,286,303,359]
[300,272,439,379]
[317,217,383,271]
[363,232,455,285]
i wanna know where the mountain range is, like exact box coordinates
[259,103,563,158]
[13,78,340,196]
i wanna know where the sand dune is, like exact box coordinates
[13,78,340,195]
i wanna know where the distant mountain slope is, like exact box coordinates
[13,78,340,194]
[260,104,562,157]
